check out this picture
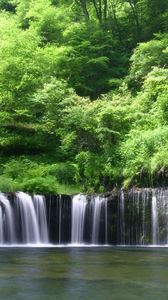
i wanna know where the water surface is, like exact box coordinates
[0,247,168,300]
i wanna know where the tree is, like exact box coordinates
[75,0,90,21]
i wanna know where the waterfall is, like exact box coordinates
[71,195,106,245]
[91,196,104,244]
[16,192,41,244]
[33,195,49,243]
[119,191,125,245]
[59,195,62,244]
[0,192,49,245]
[0,189,168,246]
[104,199,108,244]
[142,190,148,245]
[71,194,87,244]
[0,193,15,243]
[152,189,168,245]
[152,191,158,245]
[164,191,168,244]
[0,206,4,243]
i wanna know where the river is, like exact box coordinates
[0,246,168,300]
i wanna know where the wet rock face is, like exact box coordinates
[0,189,168,245]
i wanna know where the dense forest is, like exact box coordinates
[0,0,168,194]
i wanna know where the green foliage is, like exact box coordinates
[128,34,168,89]
[22,176,58,194]
[63,21,128,98]
[0,158,80,194]
[49,162,76,184]
[0,0,168,193]
[0,0,16,12]
[75,151,104,192]
[121,126,168,186]
[0,176,15,192]
[120,63,168,187]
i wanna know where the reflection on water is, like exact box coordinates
[0,247,168,300]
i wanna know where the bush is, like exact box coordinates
[22,176,57,194]
[48,162,76,184]
[0,176,14,192]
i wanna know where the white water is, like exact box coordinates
[33,195,49,243]
[71,194,87,244]
[142,190,148,245]
[0,192,49,245]
[16,192,41,243]
[104,199,108,244]
[59,195,62,244]
[0,193,15,243]
[0,190,168,247]
[92,196,104,244]
[0,206,4,243]
[152,191,158,245]
[120,191,125,245]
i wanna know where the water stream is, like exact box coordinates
[1,247,168,300]
[0,189,168,246]
[71,194,87,244]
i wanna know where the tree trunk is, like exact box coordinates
[103,0,108,20]
[127,0,141,38]
[75,0,90,21]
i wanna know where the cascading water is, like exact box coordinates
[33,195,49,243]
[0,192,50,245]
[104,199,108,244]
[152,191,158,245]
[142,190,148,245]
[71,194,87,244]
[119,191,125,245]
[91,196,104,244]
[59,195,62,244]
[0,206,3,244]
[0,193,15,243]
[16,192,41,243]
[0,189,168,246]
[152,189,168,245]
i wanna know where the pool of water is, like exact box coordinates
[0,247,168,300]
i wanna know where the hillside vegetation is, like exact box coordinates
[0,0,168,193]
